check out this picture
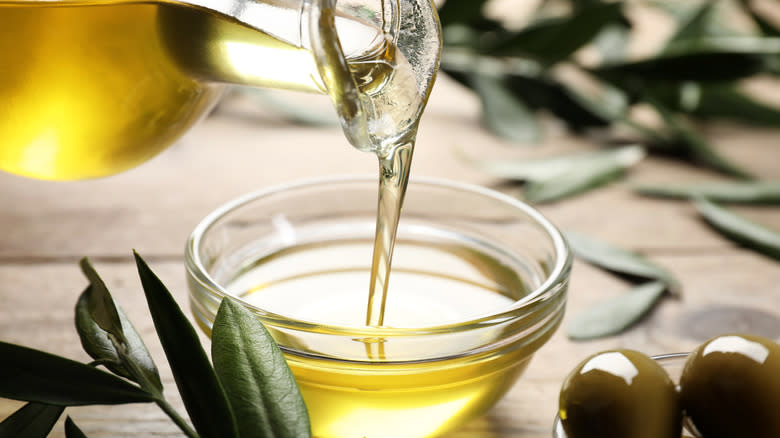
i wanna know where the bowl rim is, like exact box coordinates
[185,175,572,337]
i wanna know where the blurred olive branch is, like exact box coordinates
[439,0,780,182]
[0,254,311,438]
[438,0,780,339]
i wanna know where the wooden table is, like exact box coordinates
[1,76,779,437]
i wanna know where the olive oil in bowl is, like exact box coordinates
[186,177,571,438]
[225,239,539,438]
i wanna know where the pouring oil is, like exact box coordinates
[304,1,437,328]
[0,0,430,328]
[1,0,422,333]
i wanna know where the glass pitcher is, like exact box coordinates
[0,0,440,180]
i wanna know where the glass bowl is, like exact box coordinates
[552,353,698,438]
[186,176,571,438]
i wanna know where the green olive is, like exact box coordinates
[680,333,780,438]
[559,349,682,438]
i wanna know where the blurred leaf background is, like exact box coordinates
[434,0,780,338]
[438,0,779,187]
[236,0,780,338]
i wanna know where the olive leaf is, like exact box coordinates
[663,1,718,45]
[65,417,88,438]
[569,0,602,11]
[693,197,780,261]
[79,258,125,342]
[0,341,154,406]
[648,0,694,22]
[523,159,624,203]
[593,23,631,63]
[440,52,612,132]
[133,251,239,438]
[0,403,64,438]
[460,145,645,202]
[523,146,644,203]
[471,73,541,142]
[684,85,780,126]
[212,297,312,438]
[593,38,779,84]
[437,0,491,27]
[485,2,626,66]
[504,73,614,131]
[755,15,780,38]
[564,231,682,295]
[75,285,163,393]
[634,181,780,204]
[568,281,667,340]
[552,71,631,124]
[460,144,644,182]
[648,98,754,180]
[649,82,780,126]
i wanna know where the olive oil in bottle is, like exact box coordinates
[0,0,396,179]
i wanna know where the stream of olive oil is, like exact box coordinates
[365,142,413,326]
[1,0,411,327]
[302,0,426,328]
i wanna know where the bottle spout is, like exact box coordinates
[304,0,442,155]
[305,0,371,149]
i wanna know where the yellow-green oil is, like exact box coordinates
[192,238,555,438]
[288,345,532,438]
[0,0,394,179]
